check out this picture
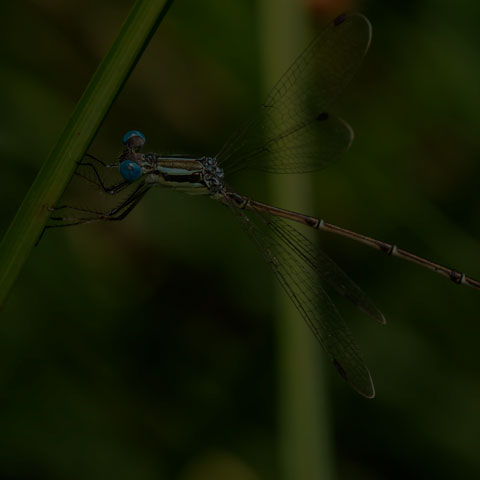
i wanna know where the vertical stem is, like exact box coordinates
[258,1,335,479]
[0,0,175,308]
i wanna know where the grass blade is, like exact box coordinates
[0,0,175,308]
[259,1,335,479]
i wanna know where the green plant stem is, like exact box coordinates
[259,1,334,479]
[0,0,175,309]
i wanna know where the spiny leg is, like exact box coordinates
[50,187,149,225]
[75,154,130,195]
[37,184,150,245]
[83,153,119,169]
[50,182,148,222]
[53,178,144,213]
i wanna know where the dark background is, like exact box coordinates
[1,0,479,478]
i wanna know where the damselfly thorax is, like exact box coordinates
[120,144,226,197]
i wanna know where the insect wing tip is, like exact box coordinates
[333,357,376,399]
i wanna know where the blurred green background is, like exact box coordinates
[1,0,480,478]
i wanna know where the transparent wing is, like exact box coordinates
[216,13,371,175]
[267,215,385,324]
[227,195,375,397]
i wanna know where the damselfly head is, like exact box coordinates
[122,130,146,150]
[119,160,142,182]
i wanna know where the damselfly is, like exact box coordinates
[46,13,480,398]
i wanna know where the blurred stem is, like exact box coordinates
[0,0,175,309]
[259,1,334,479]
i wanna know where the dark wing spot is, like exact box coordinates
[316,112,329,121]
[333,13,347,26]
[333,359,348,380]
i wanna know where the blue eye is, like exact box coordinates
[120,160,142,182]
[122,130,146,147]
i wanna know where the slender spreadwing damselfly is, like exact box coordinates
[45,13,480,398]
